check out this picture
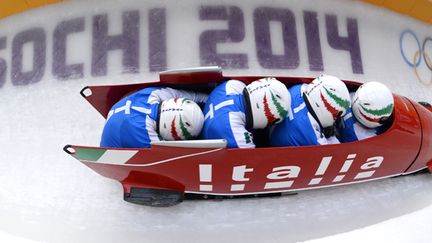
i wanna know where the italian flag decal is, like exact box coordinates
[170,116,194,140]
[262,91,288,123]
[171,117,181,140]
[263,95,277,123]
[72,147,138,165]
[270,91,288,118]
[179,116,194,140]
[359,103,393,122]
[321,87,350,119]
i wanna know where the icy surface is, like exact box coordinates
[0,0,431,242]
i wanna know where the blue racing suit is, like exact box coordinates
[201,80,255,148]
[100,87,207,148]
[336,107,383,142]
[270,84,340,146]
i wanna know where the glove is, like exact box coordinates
[322,125,335,138]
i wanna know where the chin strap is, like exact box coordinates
[303,92,322,129]
[156,102,162,134]
[243,88,254,130]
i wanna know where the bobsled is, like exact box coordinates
[64,66,432,207]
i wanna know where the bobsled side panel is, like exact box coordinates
[189,97,420,195]
[82,74,362,119]
[159,67,224,84]
[121,170,185,193]
[67,95,422,195]
[83,81,161,118]
[156,95,420,194]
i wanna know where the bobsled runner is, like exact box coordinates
[64,66,432,207]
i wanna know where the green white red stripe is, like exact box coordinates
[270,91,288,118]
[359,103,393,123]
[179,116,194,139]
[70,146,223,167]
[320,92,340,119]
[323,87,350,110]
[321,87,350,119]
[171,117,181,140]
[263,94,277,123]
[360,103,393,117]
[73,147,138,165]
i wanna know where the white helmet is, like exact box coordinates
[158,98,204,140]
[245,77,291,129]
[352,82,394,128]
[304,75,350,128]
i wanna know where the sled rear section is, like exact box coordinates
[65,67,432,206]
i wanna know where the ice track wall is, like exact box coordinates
[0,0,431,99]
[0,1,431,242]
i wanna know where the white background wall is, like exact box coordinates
[0,0,430,99]
[0,1,431,242]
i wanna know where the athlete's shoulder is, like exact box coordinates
[341,108,357,125]
[288,84,307,108]
[216,80,246,95]
[289,84,306,97]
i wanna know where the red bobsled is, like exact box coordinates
[64,66,432,207]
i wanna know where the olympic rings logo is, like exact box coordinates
[399,29,432,85]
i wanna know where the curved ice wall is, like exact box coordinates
[0,0,431,242]
[0,0,430,96]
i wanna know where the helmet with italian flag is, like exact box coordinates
[304,75,351,128]
[158,98,204,141]
[352,82,394,128]
[246,77,291,129]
